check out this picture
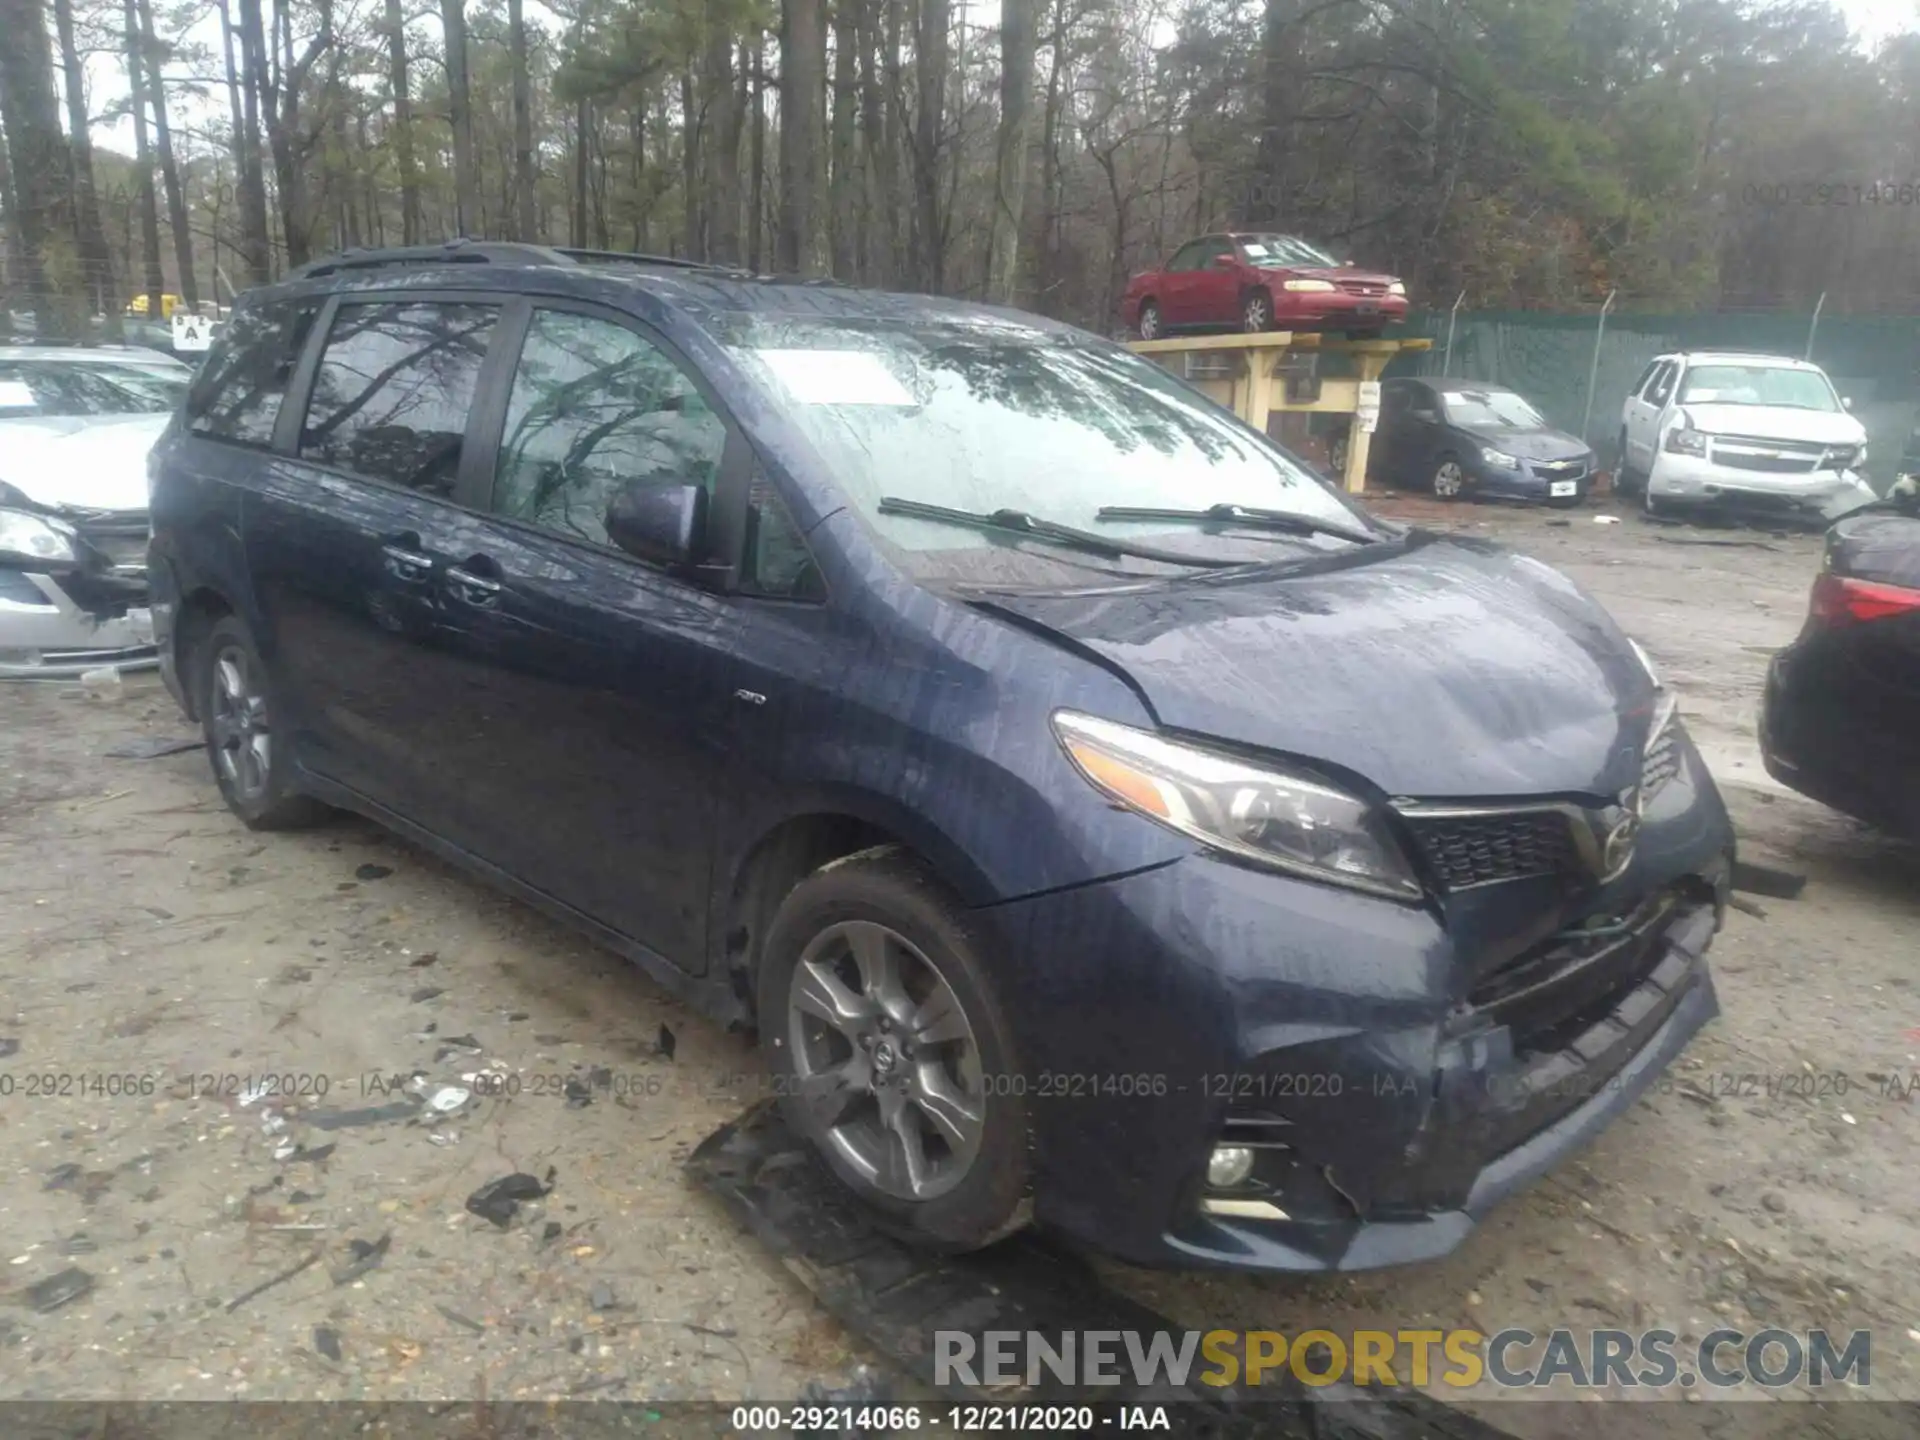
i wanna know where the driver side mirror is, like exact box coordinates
[605,479,707,568]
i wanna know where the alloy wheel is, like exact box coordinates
[786,919,986,1202]
[1243,295,1273,332]
[1434,459,1466,499]
[1137,304,1161,341]
[208,645,271,802]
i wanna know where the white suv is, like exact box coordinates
[1616,351,1875,520]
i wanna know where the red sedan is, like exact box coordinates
[1121,232,1408,340]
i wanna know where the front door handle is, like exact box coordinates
[381,534,433,585]
[445,565,502,609]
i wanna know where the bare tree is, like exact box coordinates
[441,0,480,236]
[217,0,271,281]
[120,0,165,311]
[136,0,197,307]
[910,0,947,288]
[778,0,826,273]
[0,0,82,330]
[987,0,1037,302]
[509,0,537,240]
[50,0,114,315]
[384,0,423,245]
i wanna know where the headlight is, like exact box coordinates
[1480,447,1519,469]
[1051,711,1422,900]
[1387,282,1406,296]
[0,507,79,565]
[1665,412,1709,456]
[1283,279,1336,293]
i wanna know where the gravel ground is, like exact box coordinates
[1,497,1914,1432]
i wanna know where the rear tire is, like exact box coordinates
[196,615,330,831]
[1135,301,1162,341]
[756,849,1031,1252]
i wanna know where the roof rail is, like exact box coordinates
[292,239,576,280]
[551,247,724,272]
[293,238,748,282]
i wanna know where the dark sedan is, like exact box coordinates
[1373,378,1595,505]
[150,243,1730,1274]
[1761,494,1920,837]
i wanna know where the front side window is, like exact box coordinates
[714,313,1370,583]
[1677,364,1840,412]
[492,310,726,549]
[1165,241,1210,273]
[186,302,316,444]
[1440,389,1549,429]
[299,301,499,495]
[0,359,190,419]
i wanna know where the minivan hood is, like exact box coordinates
[978,535,1656,800]
[0,414,167,511]
[1679,403,1864,446]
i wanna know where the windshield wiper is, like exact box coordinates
[877,497,1247,569]
[1094,502,1379,546]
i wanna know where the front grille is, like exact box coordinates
[1642,720,1682,797]
[1707,437,1824,474]
[1337,280,1387,296]
[1533,459,1588,478]
[1405,809,1579,889]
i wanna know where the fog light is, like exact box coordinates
[1206,1145,1255,1189]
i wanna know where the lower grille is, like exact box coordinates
[1469,890,1687,1051]
[1405,809,1578,889]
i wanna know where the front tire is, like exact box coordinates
[756,849,1031,1252]
[1432,455,1468,500]
[197,615,330,830]
[1135,301,1162,341]
[1241,290,1275,333]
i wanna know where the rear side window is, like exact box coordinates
[299,301,499,496]
[1648,362,1678,406]
[186,302,317,445]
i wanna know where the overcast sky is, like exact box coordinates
[77,0,1920,158]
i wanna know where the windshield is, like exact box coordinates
[1236,235,1340,269]
[713,314,1368,580]
[1677,364,1840,412]
[0,359,190,419]
[1440,389,1548,429]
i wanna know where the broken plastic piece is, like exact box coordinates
[26,1267,95,1313]
[464,1169,555,1229]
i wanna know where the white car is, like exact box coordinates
[1615,351,1876,520]
[0,344,193,678]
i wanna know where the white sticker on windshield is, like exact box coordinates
[1241,242,1269,257]
[0,381,37,408]
[755,349,914,406]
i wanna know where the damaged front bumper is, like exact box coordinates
[1648,454,1880,523]
[983,731,1732,1273]
[0,568,157,678]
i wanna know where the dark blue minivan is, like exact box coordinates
[147,243,1733,1272]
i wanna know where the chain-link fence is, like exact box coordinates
[1383,309,1920,489]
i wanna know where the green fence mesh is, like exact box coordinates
[1382,311,1920,489]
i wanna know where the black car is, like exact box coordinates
[147,241,1732,1273]
[1761,494,1920,836]
[1372,378,1595,505]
